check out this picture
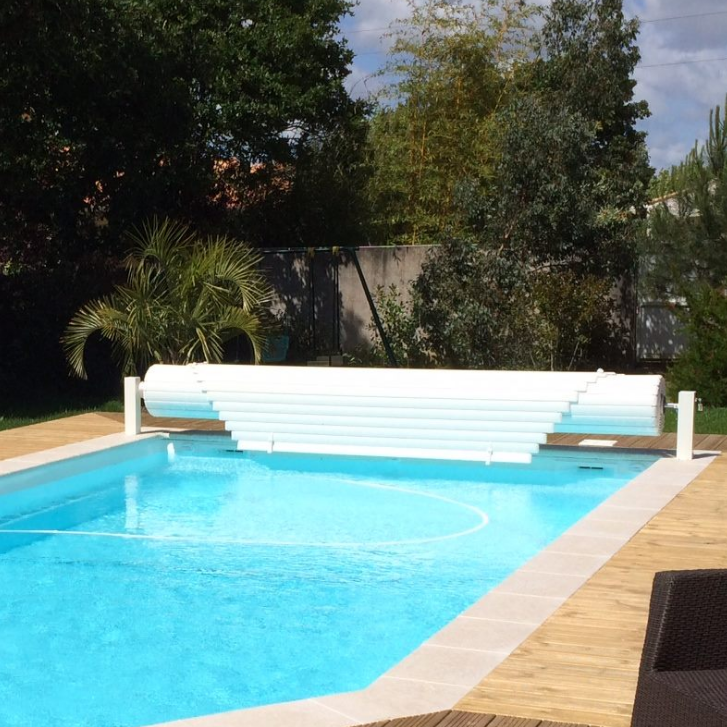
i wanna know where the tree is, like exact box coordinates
[507,0,652,275]
[646,101,727,297]
[0,0,360,265]
[642,98,727,403]
[1,0,362,404]
[366,0,534,245]
[62,219,273,379]
[372,0,650,369]
[373,236,618,371]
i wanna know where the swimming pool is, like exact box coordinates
[0,439,658,727]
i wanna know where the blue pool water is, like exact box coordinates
[0,443,657,727]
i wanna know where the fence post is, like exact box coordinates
[124,377,142,436]
[676,390,695,461]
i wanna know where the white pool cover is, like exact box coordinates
[141,365,665,465]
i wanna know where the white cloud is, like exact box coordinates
[632,1,727,168]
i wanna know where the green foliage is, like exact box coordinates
[369,0,651,370]
[371,241,617,371]
[258,110,373,248]
[0,0,361,264]
[411,240,532,368]
[668,285,727,406]
[369,285,429,368]
[535,0,653,239]
[488,0,651,276]
[366,0,534,245]
[62,218,273,378]
[663,406,727,435]
[645,100,727,297]
[536,0,649,155]
[464,97,608,270]
[527,269,618,370]
[643,97,727,403]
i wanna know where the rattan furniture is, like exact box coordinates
[631,569,727,726]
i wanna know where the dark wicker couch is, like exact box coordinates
[631,569,727,727]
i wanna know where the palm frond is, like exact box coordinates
[64,217,276,379]
[217,307,268,363]
[61,296,130,379]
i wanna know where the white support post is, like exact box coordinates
[676,390,695,461]
[124,376,142,436]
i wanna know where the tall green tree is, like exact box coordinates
[1,0,363,403]
[646,101,727,296]
[0,0,360,265]
[530,0,652,274]
[642,98,727,403]
[374,0,651,369]
[366,0,534,245]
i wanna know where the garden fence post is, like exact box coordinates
[124,376,142,436]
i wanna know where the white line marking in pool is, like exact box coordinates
[0,479,489,547]
[0,521,488,548]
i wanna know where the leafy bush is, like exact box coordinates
[528,269,621,370]
[369,285,429,368]
[370,241,619,371]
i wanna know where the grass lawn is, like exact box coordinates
[663,407,727,434]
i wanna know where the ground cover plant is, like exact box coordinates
[663,407,727,435]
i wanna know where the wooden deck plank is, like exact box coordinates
[355,711,592,727]
[488,717,542,727]
[436,712,498,727]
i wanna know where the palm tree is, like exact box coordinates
[62,218,274,379]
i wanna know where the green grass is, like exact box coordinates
[663,406,727,434]
[0,397,123,432]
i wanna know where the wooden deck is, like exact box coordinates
[0,412,224,461]
[356,710,591,727]
[457,452,727,725]
[1,414,726,727]
[547,430,727,451]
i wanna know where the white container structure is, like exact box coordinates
[137,364,666,465]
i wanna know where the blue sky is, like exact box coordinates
[338,0,727,171]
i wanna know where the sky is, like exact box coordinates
[338,0,727,171]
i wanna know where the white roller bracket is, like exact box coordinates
[676,391,696,461]
[124,376,142,436]
[137,364,667,465]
